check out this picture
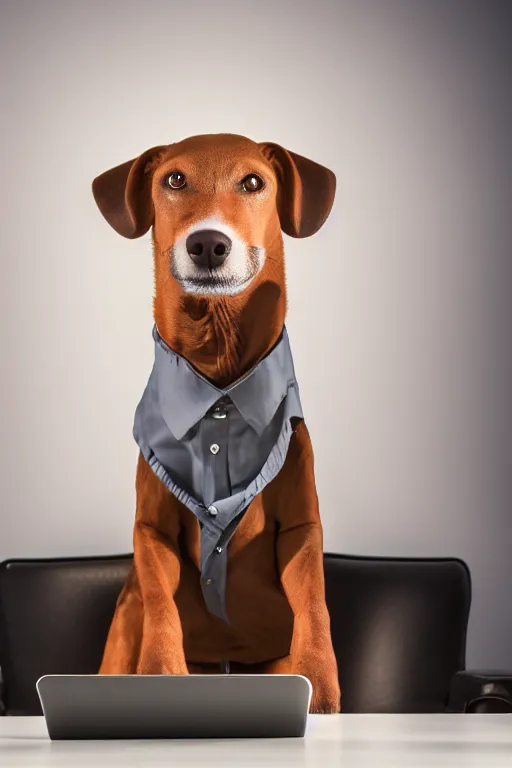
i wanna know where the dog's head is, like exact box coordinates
[92,133,335,298]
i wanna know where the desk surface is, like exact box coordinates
[0,714,511,767]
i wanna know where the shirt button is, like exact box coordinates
[207,505,218,517]
[210,443,220,455]
[216,546,223,553]
[206,578,213,585]
[212,406,227,420]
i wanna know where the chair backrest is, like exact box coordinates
[0,555,132,714]
[324,553,471,713]
[0,553,471,714]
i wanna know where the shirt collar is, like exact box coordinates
[152,325,297,440]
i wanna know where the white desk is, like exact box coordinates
[0,714,511,767]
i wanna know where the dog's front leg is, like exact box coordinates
[133,522,189,675]
[271,423,341,713]
[100,453,189,676]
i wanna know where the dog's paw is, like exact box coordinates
[262,651,341,712]
[308,673,341,713]
[290,652,341,714]
[309,695,341,714]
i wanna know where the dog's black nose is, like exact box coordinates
[186,230,232,269]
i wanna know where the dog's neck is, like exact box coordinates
[154,283,286,387]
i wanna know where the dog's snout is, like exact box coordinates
[186,230,232,269]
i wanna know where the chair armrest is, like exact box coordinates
[447,670,512,713]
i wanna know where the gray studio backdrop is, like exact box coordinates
[1,0,510,669]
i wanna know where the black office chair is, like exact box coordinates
[0,555,131,716]
[324,554,510,713]
[0,553,510,715]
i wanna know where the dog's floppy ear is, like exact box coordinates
[92,145,168,239]
[258,142,336,238]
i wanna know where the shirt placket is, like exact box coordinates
[201,397,231,507]
[199,397,232,620]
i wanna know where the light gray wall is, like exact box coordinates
[1,0,510,669]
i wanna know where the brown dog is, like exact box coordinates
[92,133,341,714]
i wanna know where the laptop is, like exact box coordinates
[36,673,312,740]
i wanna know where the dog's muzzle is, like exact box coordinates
[186,229,232,269]
[169,216,265,296]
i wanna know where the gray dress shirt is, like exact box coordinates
[133,325,303,623]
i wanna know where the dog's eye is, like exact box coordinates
[166,172,186,189]
[241,174,264,193]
